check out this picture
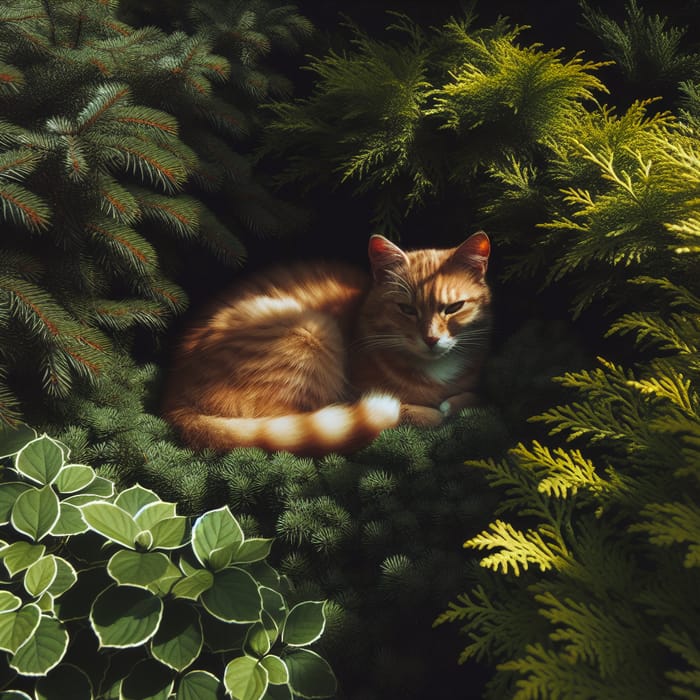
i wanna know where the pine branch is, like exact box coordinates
[0,181,51,231]
[0,58,24,93]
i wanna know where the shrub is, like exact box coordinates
[0,423,337,700]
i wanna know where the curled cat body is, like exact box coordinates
[162,232,492,457]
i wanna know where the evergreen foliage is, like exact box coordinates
[261,5,700,697]
[0,0,307,427]
[263,12,608,235]
[437,275,700,698]
[580,0,700,96]
[3,1,700,698]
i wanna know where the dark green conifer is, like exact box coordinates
[0,0,309,425]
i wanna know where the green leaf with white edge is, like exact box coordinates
[260,587,286,628]
[224,655,268,700]
[134,501,176,531]
[90,585,163,648]
[36,591,54,613]
[35,663,93,700]
[121,658,174,700]
[75,475,113,498]
[10,614,68,676]
[0,482,32,524]
[0,422,37,458]
[107,550,172,588]
[260,655,289,685]
[24,555,58,598]
[284,649,337,699]
[1,541,45,576]
[244,614,276,658]
[15,435,65,485]
[282,601,326,647]
[243,561,281,590]
[0,691,33,700]
[62,494,100,507]
[233,538,274,565]
[171,569,214,600]
[47,557,77,598]
[151,599,203,672]
[0,591,22,612]
[201,567,262,623]
[208,544,236,572]
[80,501,139,548]
[179,553,199,577]
[149,515,189,550]
[54,464,95,494]
[192,506,243,568]
[11,485,60,541]
[50,502,88,536]
[115,484,161,517]
[0,603,41,652]
[177,670,224,700]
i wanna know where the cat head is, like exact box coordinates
[363,232,491,360]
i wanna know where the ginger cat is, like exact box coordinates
[162,232,492,456]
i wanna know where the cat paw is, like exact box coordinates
[440,392,480,418]
[400,404,444,427]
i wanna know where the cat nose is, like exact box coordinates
[424,335,439,348]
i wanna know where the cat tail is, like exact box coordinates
[168,393,401,457]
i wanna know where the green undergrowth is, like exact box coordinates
[0,425,338,700]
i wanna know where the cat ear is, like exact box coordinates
[368,235,409,282]
[451,231,490,277]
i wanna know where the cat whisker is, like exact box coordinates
[352,334,408,352]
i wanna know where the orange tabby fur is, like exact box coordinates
[162,232,491,456]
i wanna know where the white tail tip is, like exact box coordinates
[360,392,401,426]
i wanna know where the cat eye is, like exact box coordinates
[443,301,465,315]
[397,303,418,316]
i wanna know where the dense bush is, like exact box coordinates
[0,423,337,700]
[3,1,700,698]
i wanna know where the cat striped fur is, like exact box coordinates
[162,232,491,456]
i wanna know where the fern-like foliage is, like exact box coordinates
[439,236,700,698]
[580,0,700,93]
[263,13,607,235]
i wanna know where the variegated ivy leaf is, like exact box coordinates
[14,435,65,486]
[80,502,140,549]
[11,485,60,541]
[282,601,326,647]
[191,506,244,569]
[10,614,69,675]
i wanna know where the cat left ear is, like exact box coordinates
[451,231,490,277]
[368,234,409,282]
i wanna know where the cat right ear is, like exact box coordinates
[368,235,409,282]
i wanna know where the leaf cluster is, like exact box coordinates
[0,424,337,700]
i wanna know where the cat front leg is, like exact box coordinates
[438,391,480,418]
[400,403,444,427]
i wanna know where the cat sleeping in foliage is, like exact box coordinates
[162,232,491,456]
